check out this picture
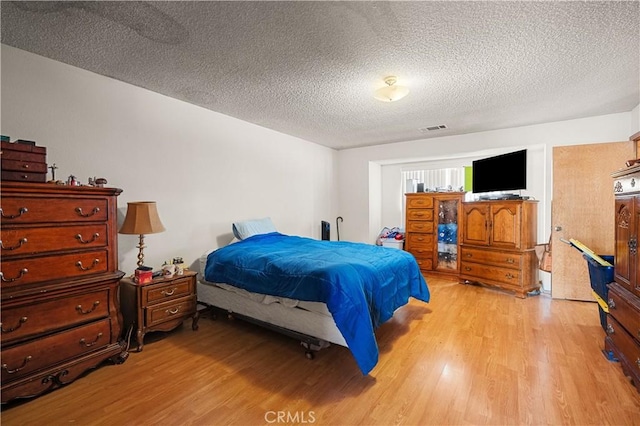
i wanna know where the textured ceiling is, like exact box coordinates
[1,1,639,150]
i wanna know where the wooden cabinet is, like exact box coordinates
[0,182,126,403]
[120,271,199,351]
[405,192,464,276]
[460,200,539,298]
[606,164,640,391]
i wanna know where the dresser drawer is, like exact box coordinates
[407,209,433,221]
[1,224,108,257]
[606,315,640,379]
[409,246,433,259]
[407,233,434,248]
[145,295,197,327]
[461,261,521,286]
[1,250,109,288]
[406,221,433,233]
[1,289,110,345]
[460,247,522,268]
[407,197,434,209]
[142,276,195,306]
[0,197,108,224]
[608,284,640,341]
[1,318,112,383]
[414,258,433,270]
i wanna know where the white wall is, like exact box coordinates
[1,45,339,274]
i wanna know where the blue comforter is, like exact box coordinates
[204,232,430,374]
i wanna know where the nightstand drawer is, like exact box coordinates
[142,276,195,305]
[145,295,197,327]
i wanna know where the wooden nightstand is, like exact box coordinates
[120,270,199,351]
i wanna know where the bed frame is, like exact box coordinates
[197,253,347,358]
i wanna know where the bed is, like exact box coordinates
[197,218,430,375]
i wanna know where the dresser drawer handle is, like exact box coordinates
[2,356,32,374]
[76,259,100,271]
[0,237,28,251]
[464,267,472,271]
[0,207,28,219]
[606,324,615,335]
[505,273,515,280]
[75,207,100,217]
[415,212,425,217]
[465,253,473,258]
[506,258,515,264]
[161,288,177,297]
[0,268,28,283]
[75,233,100,244]
[80,332,103,347]
[166,307,180,315]
[76,301,100,315]
[1,316,28,333]
[608,298,616,309]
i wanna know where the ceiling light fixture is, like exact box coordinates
[374,76,409,102]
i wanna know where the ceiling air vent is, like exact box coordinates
[419,124,448,133]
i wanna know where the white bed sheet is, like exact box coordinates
[198,251,347,347]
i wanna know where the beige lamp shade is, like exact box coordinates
[119,201,165,268]
[119,201,165,235]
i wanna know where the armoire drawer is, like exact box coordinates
[606,315,640,379]
[460,247,522,268]
[607,283,640,340]
[406,221,433,233]
[407,197,434,209]
[461,261,521,286]
[1,289,110,345]
[1,318,112,383]
[407,233,434,248]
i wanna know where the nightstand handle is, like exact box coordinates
[166,307,180,315]
[162,288,176,296]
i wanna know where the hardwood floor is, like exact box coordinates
[2,276,639,425]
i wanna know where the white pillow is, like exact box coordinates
[232,217,277,240]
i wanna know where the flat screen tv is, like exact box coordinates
[472,149,527,194]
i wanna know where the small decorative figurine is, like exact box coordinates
[67,175,78,186]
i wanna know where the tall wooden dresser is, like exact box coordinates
[459,200,539,298]
[606,164,640,391]
[405,192,464,277]
[0,182,126,403]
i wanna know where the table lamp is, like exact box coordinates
[119,201,165,268]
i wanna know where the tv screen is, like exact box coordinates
[472,149,527,193]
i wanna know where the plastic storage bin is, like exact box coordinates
[583,254,614,331]
[382,239,404,249]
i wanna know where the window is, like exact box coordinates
[402,167,465,193]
